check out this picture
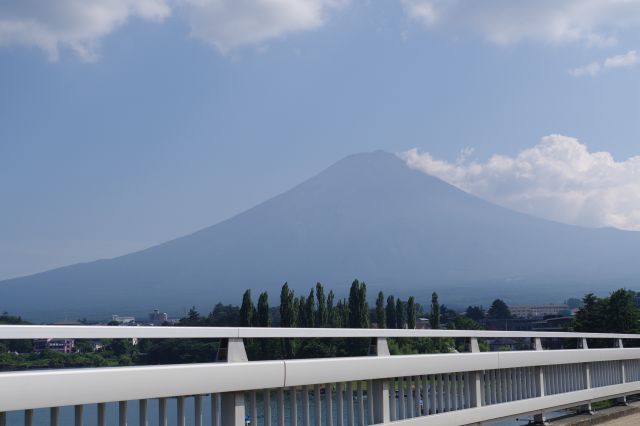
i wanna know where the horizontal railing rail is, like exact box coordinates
[2,327,640,426]
[3,348,640,412]
[0,325,639,340]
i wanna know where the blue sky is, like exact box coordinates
[2,0,640,279]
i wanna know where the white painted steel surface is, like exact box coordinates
[2,326,640,426]
[0,361,284,411]
[391,381,640,426]
[1,325,639,340]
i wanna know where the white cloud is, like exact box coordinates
[403,135,640,231]
[570,50,639,76]
[182,0,348,53]
[0,0,171,61]
[401,0,640,47]
[0,0,348,60]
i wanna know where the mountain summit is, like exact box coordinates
[2,151,639,319]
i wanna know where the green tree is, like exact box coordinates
[327,290,337,327]
[279,283,295,327]
[396,298,406,329]
[257,292,271,327]
[360,283,370,328]
[239,289,255,327]
[279,283,296,357]
[407,296,416,329]
[205,303,240,326]
[304,289,316,328]
[606,289,638,333]
[376,291,386,328]
[451,315,483,330]
[386,295,396,329]
[316,283,328,327]
[487,299,511,319]
[429,292,440,329]
[296,296,306,327]
[348,280,369,328]
[180,306,201,326]
[334,300,343,328]
[573,293,601,333]
[465,305,485,322]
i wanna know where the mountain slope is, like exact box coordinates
[2,151,639,320]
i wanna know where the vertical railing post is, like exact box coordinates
[51,407,59,426]
[177,396,186,426]
[218,338,248,426]
[278,389,285,426]
[211,394,220,426]
[314,384,322,426]
[25,409,34,426]
[98,402,107,426]
[532,338,546,425]
[139,399,148,426]
[370,338,390,424]
[159,398,168,426]
[615,339,628,406]
[195,395,203,426]
[74,405,84,426]
[0,411,5,426]
[468,338,482,408]
[579,338,594,415]
[119,401,127,426]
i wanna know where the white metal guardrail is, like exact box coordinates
[0,326,639,426]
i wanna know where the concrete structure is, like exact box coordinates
[2,326,640,426]
[149,309,168,326]
[510,304,570,319]
[110,315,136,325]
[32,338,75,353]
[416,318,430,329]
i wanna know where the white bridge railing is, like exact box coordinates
[1,326,640,426]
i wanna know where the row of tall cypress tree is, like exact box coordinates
[239,279,425,330]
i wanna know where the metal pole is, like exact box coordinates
[532,338,546,425]
[159,398,168,426]
[97,403,106,426]
[579,338,594,415]
[469,338,482,408]
[290,388,297,426]
[50,407,59,426]
[314,384,322,426]
[616,339,628,405]
[139,399,148,426]
[25,409,34,426]
[75,405,83,426]
[119,401,127,426]
[212,394,220,426]
[220,338,248,426]
[177,396,185,426]
[195,396,203,426]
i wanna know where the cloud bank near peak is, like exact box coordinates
[403,136,640,231]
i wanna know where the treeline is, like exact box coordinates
[572,289,639,335]
[238,280,416,329]
[463,298,513,321]
[180,280,424,330]
[177,280,429,360]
